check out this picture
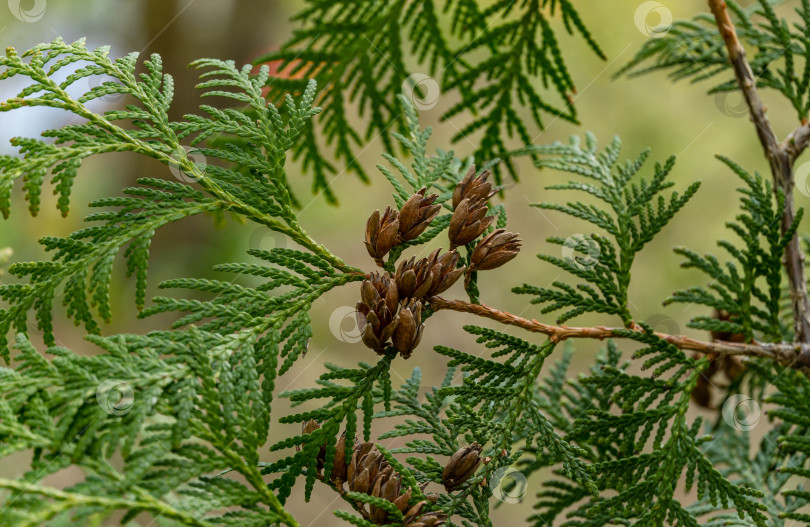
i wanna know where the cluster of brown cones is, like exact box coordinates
[691,309,746,408]
[359,167,521,357]
[301,421,476,526]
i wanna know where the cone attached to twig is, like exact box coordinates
[395,249,464,300]
[449,198,494,249]
[331,431,355,485]
[442,442,482,491]
[403,504,447,527]
[369,465,403,524]
[452,166,496,209]
[365,207,400,265]
[399,188,441,242]
[357,272,400,353]
[347,442,387,494]
[470,229,521,271]
[392,299,424,358]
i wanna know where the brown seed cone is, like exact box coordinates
[331,431,357,485]
[348,442,388,495]
[449,198,494,248]
[399,188,441,242]
[402,501,428,526]
[357,272,400,353]
[442,442,482,491]
[392,488,413,514]
[452,166,496,209]
[395,249,464,300]
[395,257,435,299]
[423,249,464,298]
[365,207,400,264]
[361,272,400,315]
[470,229,521,271]
[369,465,402,524]
[392,299,424,358]
[403,505,447,527]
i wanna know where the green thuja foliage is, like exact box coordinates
[256,0,605,197]
[511,133,701,325]
[3,1,810,526]
[665,157,800,343]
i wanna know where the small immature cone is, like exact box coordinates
[470,229,521,271]
[442,442,482,491]
[365,207,400,265]
[448,198,494,248]
[399,187,441,242]
[392,299,424,358]
[452,166,496,209]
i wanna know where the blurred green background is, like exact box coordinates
[0,1,804,525]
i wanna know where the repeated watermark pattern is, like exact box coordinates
[249,227,288,252]
[634,2,672,38]
[721,394,760,431]
[714,91,747,118]
[8,0,45,22]
[329,306,363,344]
[562,234,601,271]
[401,73,440,111]
[168,145,207,183]
[489,466,528,504]
[644,314,680,335]
[84,74,126,104]
[795,161,810,198]
[96,379,134,416]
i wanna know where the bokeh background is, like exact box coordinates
[0,1,804,525]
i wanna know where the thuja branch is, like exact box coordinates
[707,0,810,342]
[0,478,215,527]
[429,297,810,372]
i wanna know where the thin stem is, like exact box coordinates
[707,0,810,342]
[429,296,810,373]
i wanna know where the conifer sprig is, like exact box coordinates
[0,38,359,359]
[511,133,701,326]
[666,156,800,343]
[255,0,605,195]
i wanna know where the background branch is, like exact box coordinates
[707,0,810,341]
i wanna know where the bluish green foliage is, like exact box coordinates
[255,0,605,197]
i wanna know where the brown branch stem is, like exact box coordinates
[707,0,810,342]
[429,297,810,372]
